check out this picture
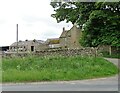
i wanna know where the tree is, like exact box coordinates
[80,2,120,47]
[50,1,120,47]
[50,2,96,26]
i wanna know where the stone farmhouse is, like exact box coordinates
[45,25,82,49]
[59,25,82,49]
[9,25,82,52]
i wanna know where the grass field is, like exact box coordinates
[1,55,119,83]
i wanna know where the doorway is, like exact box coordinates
[31,46,34,51]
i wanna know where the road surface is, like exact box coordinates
[1,58,119,91]
[104,58,119,67]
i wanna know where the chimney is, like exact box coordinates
[63,27,65,32]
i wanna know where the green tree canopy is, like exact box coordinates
[50,1,120,47]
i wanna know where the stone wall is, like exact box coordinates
[35,47,99,57]
[97,45,120,54]
[97,45,110,52]
[2,47,101,57]
[111,46,120,54]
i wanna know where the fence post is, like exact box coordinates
[109,46,112,55]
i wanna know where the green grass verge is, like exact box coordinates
[2,55,119,83]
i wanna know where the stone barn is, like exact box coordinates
[9,39,48,52]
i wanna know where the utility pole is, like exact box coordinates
[16,24,18,55]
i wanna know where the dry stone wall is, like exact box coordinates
[35,48,99,57]
[3,47,101,57]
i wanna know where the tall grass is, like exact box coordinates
[2,55,119,83]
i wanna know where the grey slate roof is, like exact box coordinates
[10,40,45,46]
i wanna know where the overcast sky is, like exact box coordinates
[0,0,72,46]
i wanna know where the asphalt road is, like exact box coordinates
[104,58,119,67]
[1,58,119,91]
